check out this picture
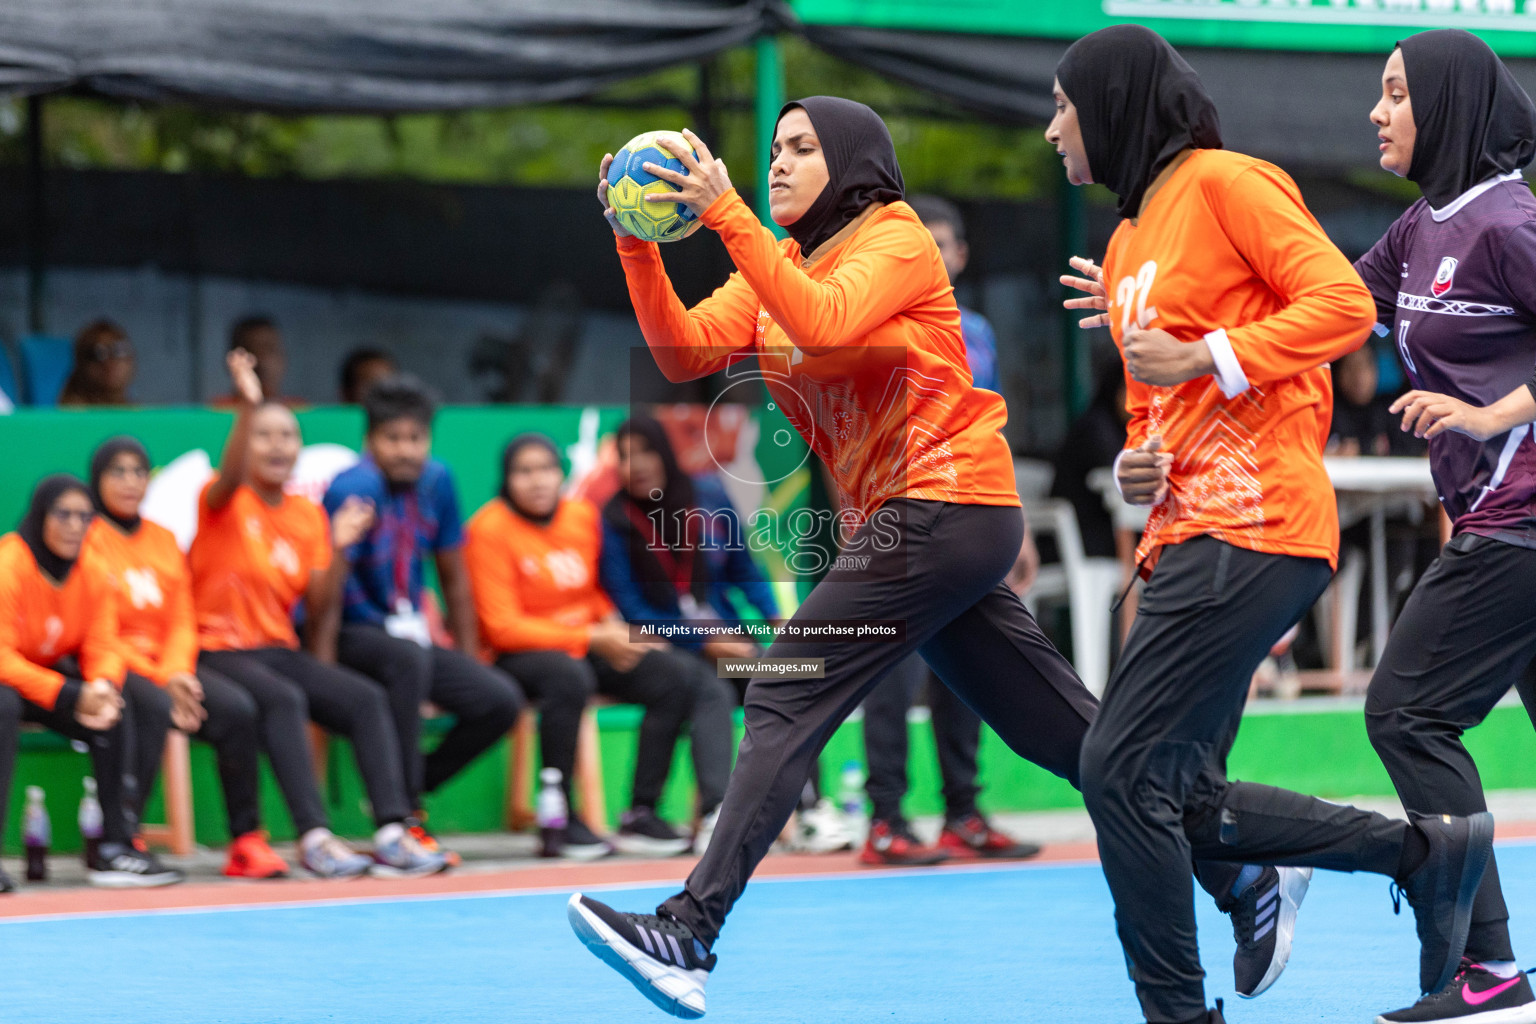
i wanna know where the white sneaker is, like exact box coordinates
[788,798,857,853]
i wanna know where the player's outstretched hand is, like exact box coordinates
[1061,256,1110,330]
[1390,390,1499,441]
[227,347,263,407]
[597,154,634,239]
[645,129,732,217]
[1117,436,1173,507]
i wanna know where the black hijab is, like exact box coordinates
[1398,30,1536,210]
[89,436,150,533]
[777,97,905,256]
[18,474,91,583]
[500,433,563,526]
[1056,25,1223,219]
[603,416,710,609]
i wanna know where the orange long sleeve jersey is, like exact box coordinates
[617,189,1018,524]
[464,497,613,660]
[81,518,198,686]
[188,480,332,652]
[1102,150,1376,570]
[0,533,125,709]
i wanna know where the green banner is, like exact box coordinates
[0,406,619,532]
[791,0,1536,57]
[0,403,812,597]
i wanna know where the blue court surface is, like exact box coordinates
[7,841,1536,1023]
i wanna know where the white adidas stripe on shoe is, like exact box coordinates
[567,893,709,1019]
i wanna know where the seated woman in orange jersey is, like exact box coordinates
[82,436,287,879]
[189,349,446,878]
[466,434,733,859]
[0,475,181,889]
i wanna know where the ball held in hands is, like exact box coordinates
[605,131,704,243]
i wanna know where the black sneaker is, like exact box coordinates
[1376,960,1536,1023]
[0,866,14,893]
[1230,865,1311,998]
[567,893,715,1019]
[88,842,185,888]
[562,818,615,862]
[614,808,692,857]
[1396,812,1495,995]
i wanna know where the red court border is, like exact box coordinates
[5,823,1533,923]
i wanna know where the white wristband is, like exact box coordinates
[1203,327,1250,400]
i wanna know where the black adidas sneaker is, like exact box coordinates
[1230,865,1311,998]
[1376,960,1536,1023]
[568,893,716,1018]
[87,841,185,888]
[1396,812,1495,995]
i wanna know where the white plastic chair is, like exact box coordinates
[1013,457,1056,501]
[1021,498,1122,696]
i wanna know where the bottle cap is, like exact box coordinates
[25,786,42,801]
[83,777,98,795]
[539,767,563,785]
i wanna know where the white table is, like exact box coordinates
[1323,457,1437,665]
[1087,457,1437,666]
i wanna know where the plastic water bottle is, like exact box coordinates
[536,767,568,859]
[838,759,867,821]
[78,777,103,867]
[23,786,50,882]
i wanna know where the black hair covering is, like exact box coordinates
[499,433,563,525]
[1397,29,1536,210]
[776,97,905,256]
[18,474,91,583]
[89,436,150,533]
[603,416,709,608]
[1055,25,1222,219]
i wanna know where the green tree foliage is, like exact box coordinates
[0,38,1060,200]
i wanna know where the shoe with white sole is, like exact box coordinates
[568,893,714,1018]
[788,798,856,853]
[1231,865,1311,998]
[613,808,692,857]
[87,841,185,888]
[371,828,449,878]
[1376,960,1536,1023]
[299,830,373,879]
[561,818,616,862]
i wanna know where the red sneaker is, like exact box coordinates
[938,813,1042,861]
[223,831,290,879]
[858,820,949,867]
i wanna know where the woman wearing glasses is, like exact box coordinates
[0,475,181,889]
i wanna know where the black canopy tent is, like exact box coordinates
[7,2,1527,164]
[4,0,1528,410]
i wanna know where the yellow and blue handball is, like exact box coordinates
[606,130,703,243]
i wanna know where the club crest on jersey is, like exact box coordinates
[1431,256,1458,298]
